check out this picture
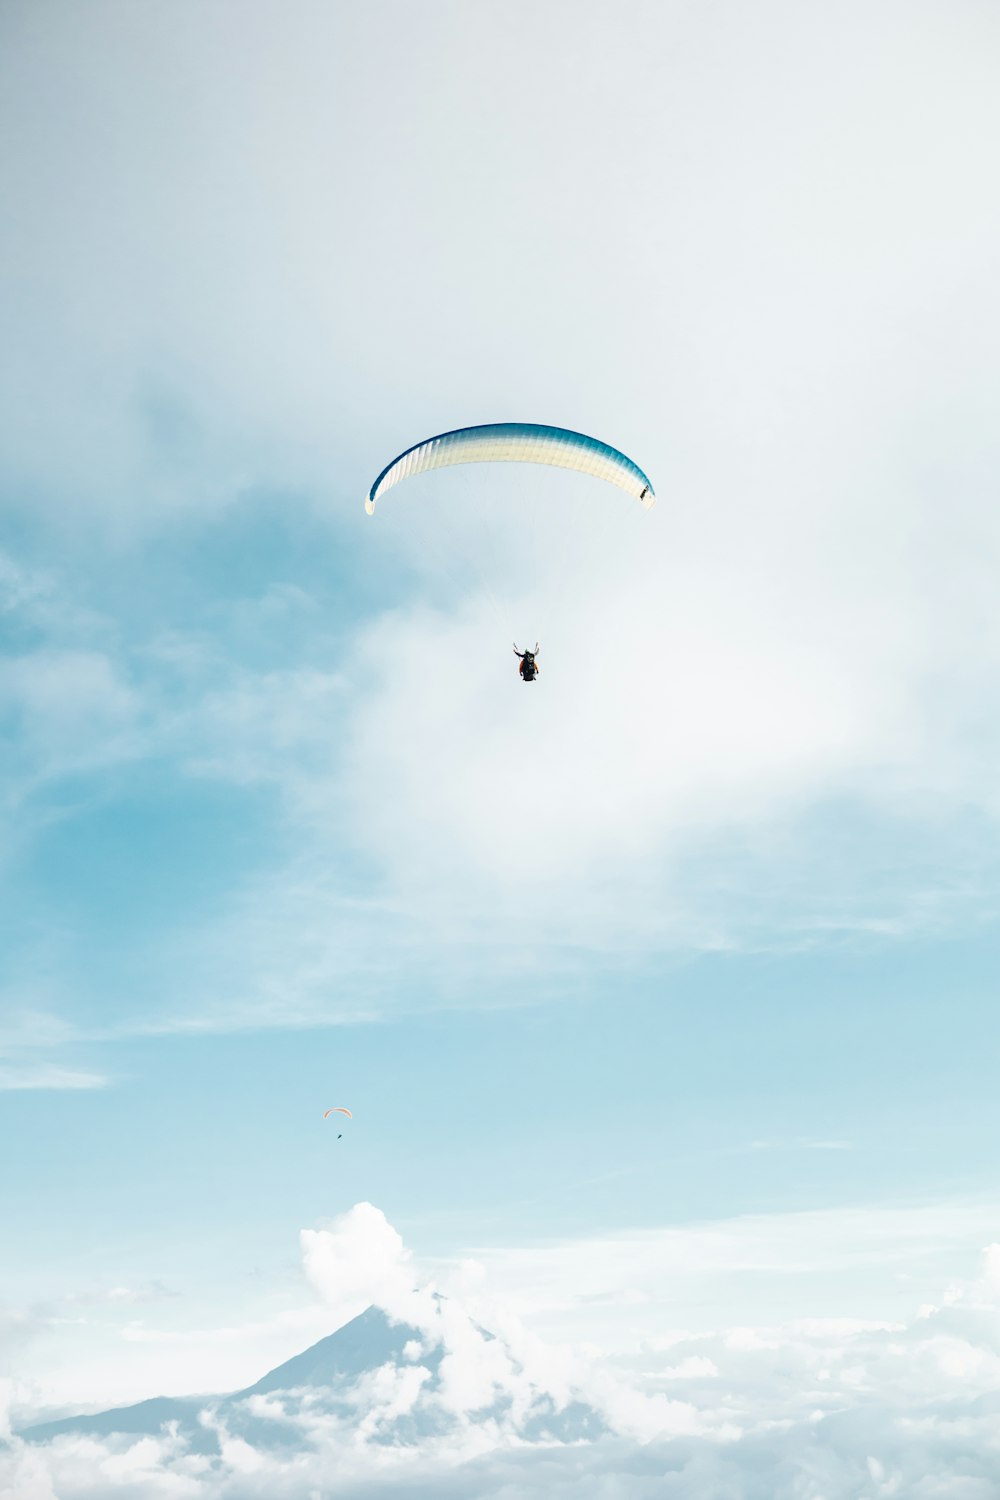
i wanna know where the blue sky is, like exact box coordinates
[3,0,1000,1488]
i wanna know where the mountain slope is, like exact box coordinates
[19,1394,205,1446]
[239,1303,437,1396]
[18,1305,420,1445]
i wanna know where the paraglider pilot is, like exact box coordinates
[514,643,540,682]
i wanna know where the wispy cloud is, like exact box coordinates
[64,1282,179,1307]
[0,1063,107,1091]
[0,1008,108,1091]
[729,1137,854,1154]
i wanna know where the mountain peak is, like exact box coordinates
[239,1304,436,1397]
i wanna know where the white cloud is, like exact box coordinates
[0,649,140,778]
[0,1064,107,1091]
[9,1211,1000,1498]
[0,1009,108,1093]
[300,1203,416,1331]
[659,1356,719,1380]
[450,1198,1000,1349]
[336,397,1000,951]
[61,1283,179,1308]
[731,1138,855,1154]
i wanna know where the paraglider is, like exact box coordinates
[366,423,655,674]
[323,1106,351,1140]
[514,643,539,682]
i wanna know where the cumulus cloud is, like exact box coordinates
[301,1203,416,1330]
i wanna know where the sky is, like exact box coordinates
[2,0,1000,1494]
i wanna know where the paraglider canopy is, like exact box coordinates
[323,1107,352,1119]
[365,422,655,515]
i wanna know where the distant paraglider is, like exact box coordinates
[323,1106,351,1140]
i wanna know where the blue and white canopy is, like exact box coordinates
[366,422,655,514]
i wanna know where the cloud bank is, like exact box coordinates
[7,1200,1000,1498]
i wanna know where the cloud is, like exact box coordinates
[9,1207,1000,1498]
[0,1010,108,1091]
[454,1197,1000,1344]
[730,1137,854,1154]
[0,1008,109,1092]
[301,1203,416,1331]
[336,403,1000,954]
[0,649,140,782]
[0,1064,107,1092]
[64,1283,179,1308]
[659,1356,719,1380]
